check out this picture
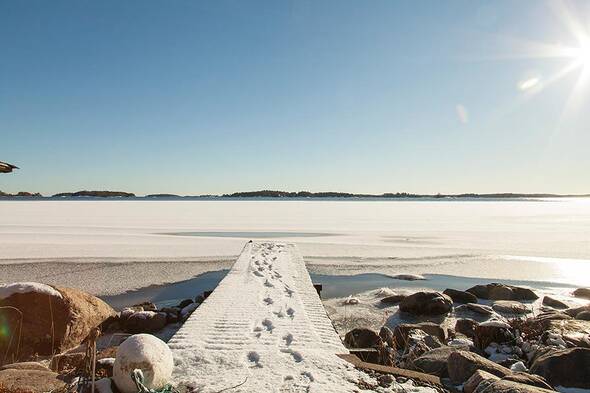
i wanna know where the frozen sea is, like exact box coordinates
[1,198,590,295]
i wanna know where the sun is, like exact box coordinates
[574,44,590,67]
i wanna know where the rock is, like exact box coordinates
[467,283,538,301]
[380,294,406,304]
[194,294,205,303]
[564,304,590,318]
[464,370,500,393]
[577,311,590,321]
[474,321,514,350]
[180,303,199,319]
[504,372,554,390]
[96,377,115,393]
[542,296,568,309]
[96,357,115,378]
[113,334,174,393]
[132,302,157,312]
[343,296,360,305]
[379,326,395,347]
[544,319,590,348]
[177,299,193,309]
[447,350,511,384]
[392,323,447,348]
[412,346,467,377]
[455,318,479,338]
[344,328,382,348]
[0,369,66,392]
[474,378,555,393]
[444,288,478,304]
[492,300,530,315]
[457,303,495,316]
[50,351,85,372]
[573,288,590,299]
[0,362,49,371]
[399,291,453,316]
[530,347,590,388]
[0,283,116,364]
[124,311,167,333]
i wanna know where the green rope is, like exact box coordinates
[131,369,178,393]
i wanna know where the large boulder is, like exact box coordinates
[530,347,590,388]
[573,288,590,299]
[412,346,467,377]
[467,283,538,301]
[399,292,453,316]
[444,288,477,304]
[0,362,49,371]
[0,282,116,364]
[447,350,511,384]
[392,322,447,348]
[380,294,406,305]
[542,296,568,309]
[0,369,66,392]
[344,328,382,349]
[113,334,174,393]
[457,303,495,316]
[492,300,530,315]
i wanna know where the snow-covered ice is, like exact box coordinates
[168,242,434,392]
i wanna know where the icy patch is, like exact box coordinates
[0,282,62,299]
[391,274,426,281]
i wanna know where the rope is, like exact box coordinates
[131,369,178,393]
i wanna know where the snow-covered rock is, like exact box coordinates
[180,302,198,318]
[113,334,173,393]
[343,295,360,305]
[0,282,62,299]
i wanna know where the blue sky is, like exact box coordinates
[1,0,590,195]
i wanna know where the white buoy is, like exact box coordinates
[112,334,174,393]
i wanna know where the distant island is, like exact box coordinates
[1,189,589,199]
[52,190,136,198]
[0,190,42,198]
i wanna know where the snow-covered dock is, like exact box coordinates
[168,242,371,392]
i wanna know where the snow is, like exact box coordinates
[2,200,590,296]
[480,320,511,329]
[557,387,590,393]
[168,242,437,392]
[0,281,62,299]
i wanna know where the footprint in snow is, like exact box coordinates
[247,351,262,367]
[286,308,295,318]
[274,309,286,318]
[263,297,274,305]
[264,279,274,288]
[253,270,264,277]
[261,318,274,332]
[283,333,293,346]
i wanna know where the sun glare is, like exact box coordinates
[575,44,590,67]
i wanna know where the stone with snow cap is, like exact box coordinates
[0,282,115,364]
[113,334,173,393]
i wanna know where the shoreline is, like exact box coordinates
[1,254,589,298]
